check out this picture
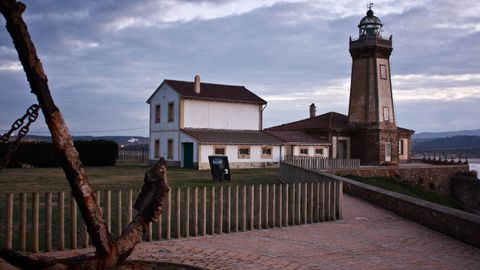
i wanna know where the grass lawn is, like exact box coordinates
[0,165,280,193]
[346,175,463,210]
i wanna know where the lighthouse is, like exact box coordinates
[348,6,400,165]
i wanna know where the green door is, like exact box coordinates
[183,143,194,168]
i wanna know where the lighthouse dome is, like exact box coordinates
[358,9,383,37]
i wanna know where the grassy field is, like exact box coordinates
[0,165,280,193]
[347,175,463,210]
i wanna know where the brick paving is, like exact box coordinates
[2,194,480,269]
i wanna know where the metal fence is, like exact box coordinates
[283,155,360,170]
[0,181,341,253]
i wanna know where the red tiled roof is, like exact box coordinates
[181,129,282,145]
[147,79,266,104]
[264,130,331,145]
[266,112,350,131]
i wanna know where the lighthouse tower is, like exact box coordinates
[348,6,399,165]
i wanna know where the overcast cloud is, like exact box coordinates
[0,0,479,136]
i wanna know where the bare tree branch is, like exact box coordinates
[0,1,170,269]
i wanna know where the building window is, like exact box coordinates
[154,139,160,158]
[314,147,324,156]
[167,139,174,160]
[383,107,389,121]
[168,102,174,122]
[399,140,404,155]
[214,145,226,155]
[155,104,161,123]
[379,64,387,79]
[299,147,309,155]
[261,146,273,159]
[238,146,250,159]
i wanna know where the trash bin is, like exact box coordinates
[208,155,231,181]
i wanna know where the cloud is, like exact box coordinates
[0,61,22,72]
[0,0,479,136]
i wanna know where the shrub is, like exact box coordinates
[0,140,118,167]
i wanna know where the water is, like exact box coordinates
[469,163,480,173]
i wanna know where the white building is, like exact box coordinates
[147,76,282,169]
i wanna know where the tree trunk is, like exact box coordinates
[0,1,170,269]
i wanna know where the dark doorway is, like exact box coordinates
[183,143,194,168]
[337,140,347,159]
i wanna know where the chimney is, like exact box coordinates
[194,75,201,94]
[309,103,316,118]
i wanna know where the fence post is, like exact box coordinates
[116,190,122,236]
[45,192,52,251]
[257,185,262,229]
[166,190,171,240]
[210,186,215,235]
[266,184,270,228]
[218,186,223,234]
[70,196,77,250]
[303,182,307,224]
[176,188,181,238]
[284,184,289,226]
[193,187,198,237]
[185,187,190,238]
[278,184,282,227]
[127,189,133,223]
[226,186,231,233]
[291,184,295,226]
[309,182,314,223]
[337,180,343,220]
[32,192,40,253]
[19,193,27,252]
[250,185,254,230]
[234,185,239,232]
[201,187,206,236]
[242,185,247,231]
[58,191,65,250]
[5,193,13,249]
[105,190,111,232]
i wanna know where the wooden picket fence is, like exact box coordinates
[0,180,341,253]
[283,155,360,170]
[117,149,148,165]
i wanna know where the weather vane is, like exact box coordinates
[367,2,374,10]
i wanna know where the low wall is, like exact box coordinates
[339,176,480,248]
[323,165,469,196]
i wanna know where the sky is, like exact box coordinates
[0,0,479,137]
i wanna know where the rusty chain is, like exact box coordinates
[0,104,40,172]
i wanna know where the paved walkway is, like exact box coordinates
[2,194,480,269]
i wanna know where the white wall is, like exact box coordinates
[183,99,261,130]
[149,131,179,161]
[149,84,180,132]
[291,145,329,157]
[199,144,281,169]
[149,84,180,161]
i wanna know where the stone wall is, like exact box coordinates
[323,165,469,196]
[340,176,480,249]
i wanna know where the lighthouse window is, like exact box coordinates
[383,107,389,121]
[379,64,387,79]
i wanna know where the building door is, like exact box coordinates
[183,143,194,168]
[385,143,392,162]
[337,140,347,159]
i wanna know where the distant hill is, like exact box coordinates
[21,135,149,146]
[414,129,480,139]
[412,135,480,157]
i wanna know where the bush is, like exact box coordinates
[0,140,118,167]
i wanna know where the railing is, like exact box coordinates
[279,162,343,221]
[283,155,360,170]
[117,149,148,165]
[0,181,339,253]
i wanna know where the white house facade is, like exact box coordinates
[147,76,282,169]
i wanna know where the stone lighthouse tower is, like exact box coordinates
[348,6,399,165]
